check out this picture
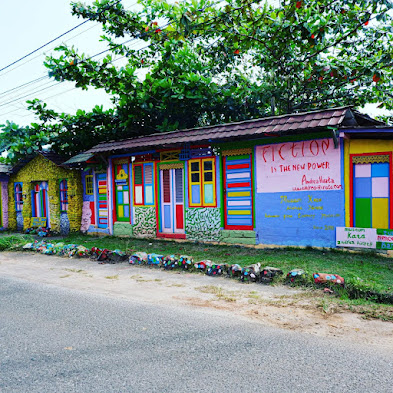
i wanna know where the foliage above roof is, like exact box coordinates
[1,0,393,164]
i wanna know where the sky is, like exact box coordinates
[0,0,389,129]
[0,0,140,127]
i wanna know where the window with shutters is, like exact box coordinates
[85,175,94,195]
[162,169,171,203]
[188,158,216,207]
[133,162,155,206]
[175,169,183,203]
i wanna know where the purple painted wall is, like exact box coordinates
[1,181,8,228]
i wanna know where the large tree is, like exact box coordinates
[2,0,393,162]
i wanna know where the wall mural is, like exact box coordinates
[80,201,92,232]
[256,138,342,193]
[185,207,221,242]
[1,182,8,228]
[8,154,82,233]
[133,207,156,237]
[255,138,344,247]
[60,212,70,236]
[16,212,24,231]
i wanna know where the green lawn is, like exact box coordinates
[1,232,392,303]
[59,233,393,294]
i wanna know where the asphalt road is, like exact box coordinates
[0,276,392,393]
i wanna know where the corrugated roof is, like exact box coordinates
[86,107,350,154]
[62,152,95,166]
[0,164,11,174]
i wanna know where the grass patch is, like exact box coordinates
[63,233,393,290]
[130,275,143,279]
[64,268,85,273]
[196,285,224,295]
[315,297,393,321]
[0,234,35,251]
[11,232,393,306]
[105,275,119,280]
[196,285,237,302]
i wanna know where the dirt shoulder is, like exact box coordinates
[0,251,392,350]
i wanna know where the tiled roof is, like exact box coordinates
[11,151,68,174]
[39,151,67,166]
[87,107,351,154]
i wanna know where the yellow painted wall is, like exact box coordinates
[344,139,393,226]
[8,154,83,232]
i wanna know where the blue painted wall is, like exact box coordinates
[81,170,94,202]
[255,190,345,247]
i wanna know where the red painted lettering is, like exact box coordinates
[310,140,319,156]
[321,139,330,155]
[278,143,286,160]
[291,143,298,158]
[261,146,271,163]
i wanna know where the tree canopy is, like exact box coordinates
[2,0,393,163]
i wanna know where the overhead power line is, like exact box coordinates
[0,44,147,117]
[0,0,239,114]
[0,76,49,97]
[0,0,124,75]
[0,21,90,74]
[0,1,139,78]
[0,22,156,108]
[0,23,100,78]
[0,82,63,109]
[0,79,55,107]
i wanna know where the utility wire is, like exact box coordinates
[0,26,153,106]
[0,38,143,109]
[0,79,56,107]
[0,45,146,117]
[0,1,143,98]
[0,76,49,97]
[0,21,89,74]
[0,1,139,78]
[0,23,100,78]
[0,82,62,109]
[0,0,236,113]
[0,0,124,74]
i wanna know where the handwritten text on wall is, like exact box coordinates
[256,138,342,193]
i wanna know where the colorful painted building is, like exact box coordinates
[0,164,11,230]
[8,152,83,235]
[66,106,391,248]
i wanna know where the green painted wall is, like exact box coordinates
[113,222,133,237]
[220,229,256,245]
